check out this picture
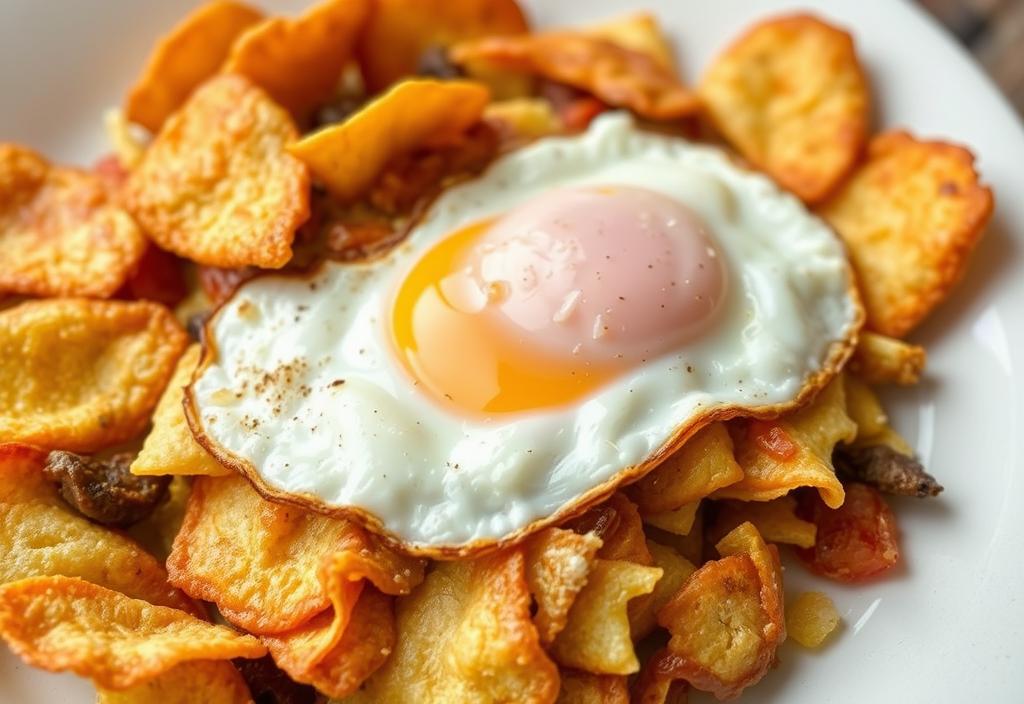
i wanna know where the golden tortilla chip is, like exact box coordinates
[557,669,629,704]
[849,331,926,385]
[642,501,699,536]
[125,476,193,562]
[631,663,689,704]
[628,540,696,640]
[0,143,146,298]
[523,527,602,644]
[630,423,743,513]
[451,33,699,120]
[843,374,913,455]
[104,109,149,170]
[168,474,423,634]
[131,344,230,477]
[549,559,661,675]
[97,661,253,704]
[124,0,264,132]
[344,549,559,704]
[711,496,817,548]
[0,576,264,690]
[289,79,489,201]
[819,131,993,336]
[357,0,528,92]
[786,591,840,648]
[125,74,309,269]
[700,14,869,203]
[594,493,654,565]
[714,377,855,508]
[583,12,676,71]
[0,299,187,452]
[484,98,563,143]
[0,444,199,615]
[223,0,369,120]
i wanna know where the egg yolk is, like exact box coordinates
[390,186,728,415]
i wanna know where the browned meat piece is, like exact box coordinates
[234,656,318,704]
[834,445,943,498]
[43,451,170,526]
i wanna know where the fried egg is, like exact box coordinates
[188,113,862,554]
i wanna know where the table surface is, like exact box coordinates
[919,0,1024,115]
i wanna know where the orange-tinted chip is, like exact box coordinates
[223,0,369,120]
[0,576,264,690]
[451,32,699,120]
[628,540,696,640]
[849,331,926,386]
[699,14,869,203]
[523,527,602,644]
[0,299,187,452]
[125,0,264,132]
[819,131,993,337]
[357,0,528,92]
[786,591,841,648]
[125,74,309,269]
[0,143,146,298]
[711,496,817,548]
[288,79,489,201]
[557,669,630,704]
[96,661,253,704]
[583,12,676,71]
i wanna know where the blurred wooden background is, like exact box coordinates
[919,0,1024,114]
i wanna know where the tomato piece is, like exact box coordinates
[119,245,187,306]
[559,97,608,132]
[796,483,900,582]
[198,265,259,306]
[747,420,798,460]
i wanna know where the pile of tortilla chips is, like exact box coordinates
[0,0,992,702]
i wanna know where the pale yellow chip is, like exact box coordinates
[0,444,199,615]
[523,527,602,645]
[714,377,855,508]
[104,109,149,169]
[787,591,841,648]
[132,344,230,477]
[819,130,993,337]
[630,423,743,513]
[0,299,187,452]
[0,143,146,298]
[125,74,310,269]
[289,79,490,201]
[549,559,661,675]
[583,12,676,72]
[126,476,193,562]
[850,331,926,385]
[628,540,696,641]
[642,501,699,536]
[712,496,817,548]
[223,0,369,120]
[124,0,264,132]
[556,669,629,704]
[843,374,913,455]
[699,14,869,203]
[0,576,265,690]
[484,98,563,143]
[343,549,559,704]
[97,661,252,704]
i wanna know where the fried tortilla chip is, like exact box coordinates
[126,476,193,561]
[583,12,676,71]
[550,559,662,675]
[125,74,309,269]
[711,496,817,548]
[631,663,689,704]
[0,576,264,690]
[131,344,229,477]
[357,0,528,92]
[288,79,489,201]
[0,299,187,452]
[0,444,199,615]
[843,373,913,455]
[104,109,149,169]
[628,540,696,640]
[0,144,147,298]
[524,527,602,644]
[451,33,698,120]
[223,0,369,120]
[97,661,253,704]
[557,669,629,704]
[344,550,559,704]
[714,377,855,508]
[699,14,869,203]
[642,501,699,536]
[630,423,743,514]
[484,97,563,143]
[593,493,654,565]
[849,331,926,385]
[820,131,993,336]
[125,0,264,132]
[786,591,840,648]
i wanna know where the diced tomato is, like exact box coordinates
[559,97,608,132]
[748,420,798,460]
[796,483,900,582]
[118,245,187,306]
[198,266,259,306]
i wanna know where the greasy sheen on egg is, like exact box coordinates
[189,113,861,551]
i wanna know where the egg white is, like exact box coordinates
[190,113,860,551]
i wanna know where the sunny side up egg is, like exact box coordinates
[187,113,862,554]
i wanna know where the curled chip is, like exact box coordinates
[699,14,869,203]
[357,0,528,92]
[132,344,231,477]
[0,576,265,690]
[588,493,654,566]
[849,331,926,385]
[222,0,370,120]
[451,32,699,120]
[582,12,677,71]
[711,496,817,548]
[0,299,187,452]
[0,143,146,298]
[523,527,602,644]
[484,98,563,144]
[642,501,699,536]
[288,79,490,201]
[819,131,993,337]
[346,550,559,704]
[0,444,199,615]
[168,474,423,634]
[630,423,743,514]
[843,373,914,456]
[714,377,856,508]
[628,540,696,641]
[97,661,253,704]
[125,74,310,269]
[124,0,264,132]
[557,669,630,704]
[549,559,662,675]
[786,591,840,648]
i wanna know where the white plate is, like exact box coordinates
[2,0,1023,701]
